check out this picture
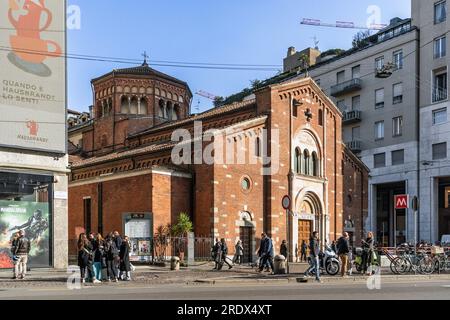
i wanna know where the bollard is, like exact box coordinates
[273,255,287,275]
[171,256,180,271]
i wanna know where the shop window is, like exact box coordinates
[0,172,53,269]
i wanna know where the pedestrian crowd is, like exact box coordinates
[77,231,133,284]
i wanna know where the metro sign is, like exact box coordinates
[395,195,409,209]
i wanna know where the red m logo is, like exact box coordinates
[395,195,409,209]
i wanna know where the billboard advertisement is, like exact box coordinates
[0,200,51,268]
[0,0,66,154]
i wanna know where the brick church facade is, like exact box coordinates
[68,62,368,260]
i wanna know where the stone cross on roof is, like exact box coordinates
[142,51,149,66]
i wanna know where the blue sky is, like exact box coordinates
[67,0,410,113]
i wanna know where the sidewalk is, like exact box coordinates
[1,262,449,288]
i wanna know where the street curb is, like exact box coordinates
[194,274,450,285]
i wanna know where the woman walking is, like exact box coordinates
[77,233,100,284]
[105,233,119,282]
[119,235,132,281]
[361,231,375,276]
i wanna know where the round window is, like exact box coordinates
[241,177,251,191]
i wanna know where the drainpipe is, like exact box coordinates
[288,94,294,263]
[416,30,421,244]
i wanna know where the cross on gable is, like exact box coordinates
[142,51,149,66]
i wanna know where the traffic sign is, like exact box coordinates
[282,195,291,210]
[395,195,409,209]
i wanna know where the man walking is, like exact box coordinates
[12,230,31,280]
[218,238,233,270]
[337,232,350,277]
[258,233,274,274]
[212,238,221,270]
[304,231,321,283]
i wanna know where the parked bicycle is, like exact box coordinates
[390,243,433,275]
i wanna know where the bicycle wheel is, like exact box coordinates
[393,257,410,275]
[418,256,435,275]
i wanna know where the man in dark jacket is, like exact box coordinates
[337,232,350,277]
[212,238,221,270]
[258,233,274,273]
[12,230,31,280]
[304,231,321,282]
[218,238,233,270]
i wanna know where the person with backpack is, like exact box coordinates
[12,230,31,280]
[258,233,274,274]
[105,232,119,282]
[337,232,350,277]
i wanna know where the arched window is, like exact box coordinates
[96,102,103,118]
[312,152,318,176]
[303,150,310,175]
[166,101,173,120]
[295,148,301,174]
[120,96,129,114]
[130,97,138,114]
[318,109,324,126]
[255,137,261,157]
[173,104,180,120]
[139,98,148,115]
[158,99,165,118]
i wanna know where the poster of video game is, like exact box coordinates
[0,200,50,269]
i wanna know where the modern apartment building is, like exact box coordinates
[281,0,450,244]
[413,0,450,243]
[284,17,420,246]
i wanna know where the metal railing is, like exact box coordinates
[330,78,362,97]
[346,140,362,153]
[342,110,362,124]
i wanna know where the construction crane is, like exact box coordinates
[195,90,219,101]
[301,18,387,31]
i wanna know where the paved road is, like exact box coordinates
[0,279,449,300]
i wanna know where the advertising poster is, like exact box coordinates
[0,0,66,153]
[0,201,50,268]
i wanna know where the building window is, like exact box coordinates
[312,152,319,177]
[433,107,448,125]
[295,148,301,174]
[375,121,384,140]
[318,109,324,126]
[83,198,92,234]
[374,153,386,168]
[352,95,360,110]
[393,116,403,137]
[241,177,252,191]
[435,1,447,24]
[303,150,310,175]
[375,88,385,109]
[352,126,360,140]
[393,50,403,70]
[433,142,447,160]
[392,150,405,165]
[316,79,321,86]
[255,137,261,157]
[433,70,448,102]
[434,35,447,59]
[337,71,345,84]
[337,99,346,112]
[393,83,403,104]
[352,65,360,79]
[375,56,384,71]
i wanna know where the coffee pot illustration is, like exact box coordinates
[7,0,62,77]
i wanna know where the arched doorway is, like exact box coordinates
[297,193,323,252]
[237,212,255,263]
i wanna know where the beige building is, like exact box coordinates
[284,17,420,246]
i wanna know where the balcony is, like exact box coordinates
[330,78,362,97]
[346,140,362,153]
[342,110,362,124]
